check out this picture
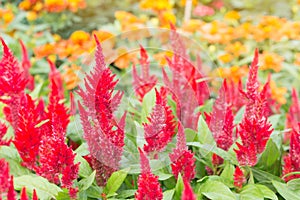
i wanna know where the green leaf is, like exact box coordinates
[0,145,31,176]
[174,173,184,200]
[163,189,175,200]
[14,175,62,199]
[256,184,278,200]
[117,189,136,199]
[268,114,282,130]
[220,163,234,187]
[74,154,92,178]
[141,88,156,123]
[198,180,235,200]
[56,189,71,200]
[257,139,281,174]
[240,184,264,200]
[74,143,89,156]
[287,179,300,191]
[86,185,102,198]
[272,180,300,200]
[103,168,130,197]
[185,128,198,142]
[78,170,96,191]
[197,115,215,146]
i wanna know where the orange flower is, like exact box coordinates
[225,42,247,57]
[216,65,248,83]
[269,80,287,105]
[34,43,55,58]
[19,0,32,10]
[181,19,204,33]
[61,64,81,90]
[44,0,67,12]
[114,48,138,69]
[67,0,86,12]
[260,52,284,72]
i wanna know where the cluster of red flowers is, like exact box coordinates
[0,39,79,198]
[0,159,38,200]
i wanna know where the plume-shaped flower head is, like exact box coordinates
[135,148,163,200]
[78,35,126,186]
[181,180,196,200]
[234,49,273,166]
[169,122,196,181]
[283,124,300,181]
[132,45,157,101]
[143,88,176,157]
[233,166,246,189]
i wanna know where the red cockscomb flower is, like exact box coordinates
[234,49,273,167]
[169,122,196,181]
[135,148,163,200]
[233,166,246,189]
[78,35,126,186]
[181,180,196,200]
[143,88,176,157]
[132,45,157,101]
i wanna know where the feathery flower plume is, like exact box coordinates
[78,35,126,186]
[132,45,157,101]
[135,148,163,200]
[0,122,10,146]
[234,49,273,166]
[207,80,234,165]
[163,25,209,129]
[181,180,196,200]
[19,40,34,91]
[283,124,300,181]
[143,88,176,157]
[0,38,27,130]
[169,122,196,181]
[285,88,300,141]
[233,166,246,189]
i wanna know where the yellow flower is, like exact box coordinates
[218,53,233,63]
[260,52,284,72]
[1,9,14,24]
[140,0,172,11]
[33,2,43,12]
[27,11,38,21]
[159,11,176,27]
[224,11,240,21]
[70,30,90,45]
